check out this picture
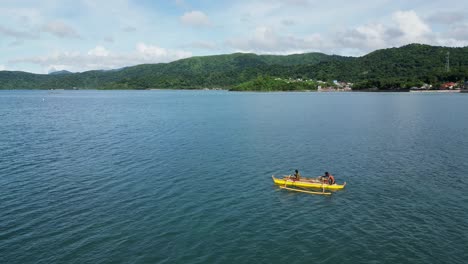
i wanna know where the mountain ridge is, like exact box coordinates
[1,44,467,90]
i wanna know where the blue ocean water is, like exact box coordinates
[0,90,467,264]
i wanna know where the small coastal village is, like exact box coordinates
[275,77,468,92]
[49,77,468,92]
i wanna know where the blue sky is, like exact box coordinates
[1,0,467,73]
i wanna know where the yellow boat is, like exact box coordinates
[272,175,346,190]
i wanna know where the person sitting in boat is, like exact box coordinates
[325,172,335,185]
[318,172,327,182]
[292,169,301,180]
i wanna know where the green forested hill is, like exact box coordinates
[1,44,467,90]
[0,52,338,89]
[291,44,468,89]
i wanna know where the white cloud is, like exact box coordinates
[335,11,437,54]
[392,10,431,44]
[435,38,468,47]
[0,65,5,71]
[338,23,396,51]
[2,1,468,73]
[136,43,191,59]
[88,46,110,57]
[180,11,211,27]
[226,26,324,53]
[8,43,192,73]
[137,42,193,61]
[41,21,80,38]
[225,9,468,56]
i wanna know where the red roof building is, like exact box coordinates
[440,82,456,89]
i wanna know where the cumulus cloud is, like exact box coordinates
[435,38,468,47]
[226,26,324,53]
[225,9,468,56]
[180,11,211,27]
[88,46,110,56]
[41,21,80,38]
[338,23,400,51]
[392,10,431,43]
[136,43,191,60]
[339,10,453,54]
[3,1,468,74]
[8,43,192,73]
[334,10,436,54]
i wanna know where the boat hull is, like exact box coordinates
[272,176,346,190]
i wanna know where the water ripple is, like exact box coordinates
[1,91,467,264]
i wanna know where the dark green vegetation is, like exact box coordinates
[1,44,467,90]
[270,44,468,90]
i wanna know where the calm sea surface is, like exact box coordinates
[1,90,467,264]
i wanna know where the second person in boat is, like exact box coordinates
[324,172,335,184]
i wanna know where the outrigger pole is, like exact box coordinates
[279,186,332,195]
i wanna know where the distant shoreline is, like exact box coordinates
[2,88,468,93]
[2,44,468,91]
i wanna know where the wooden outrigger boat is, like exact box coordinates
[272,175,346,195]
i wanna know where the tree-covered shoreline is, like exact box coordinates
[1,44,467,91]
